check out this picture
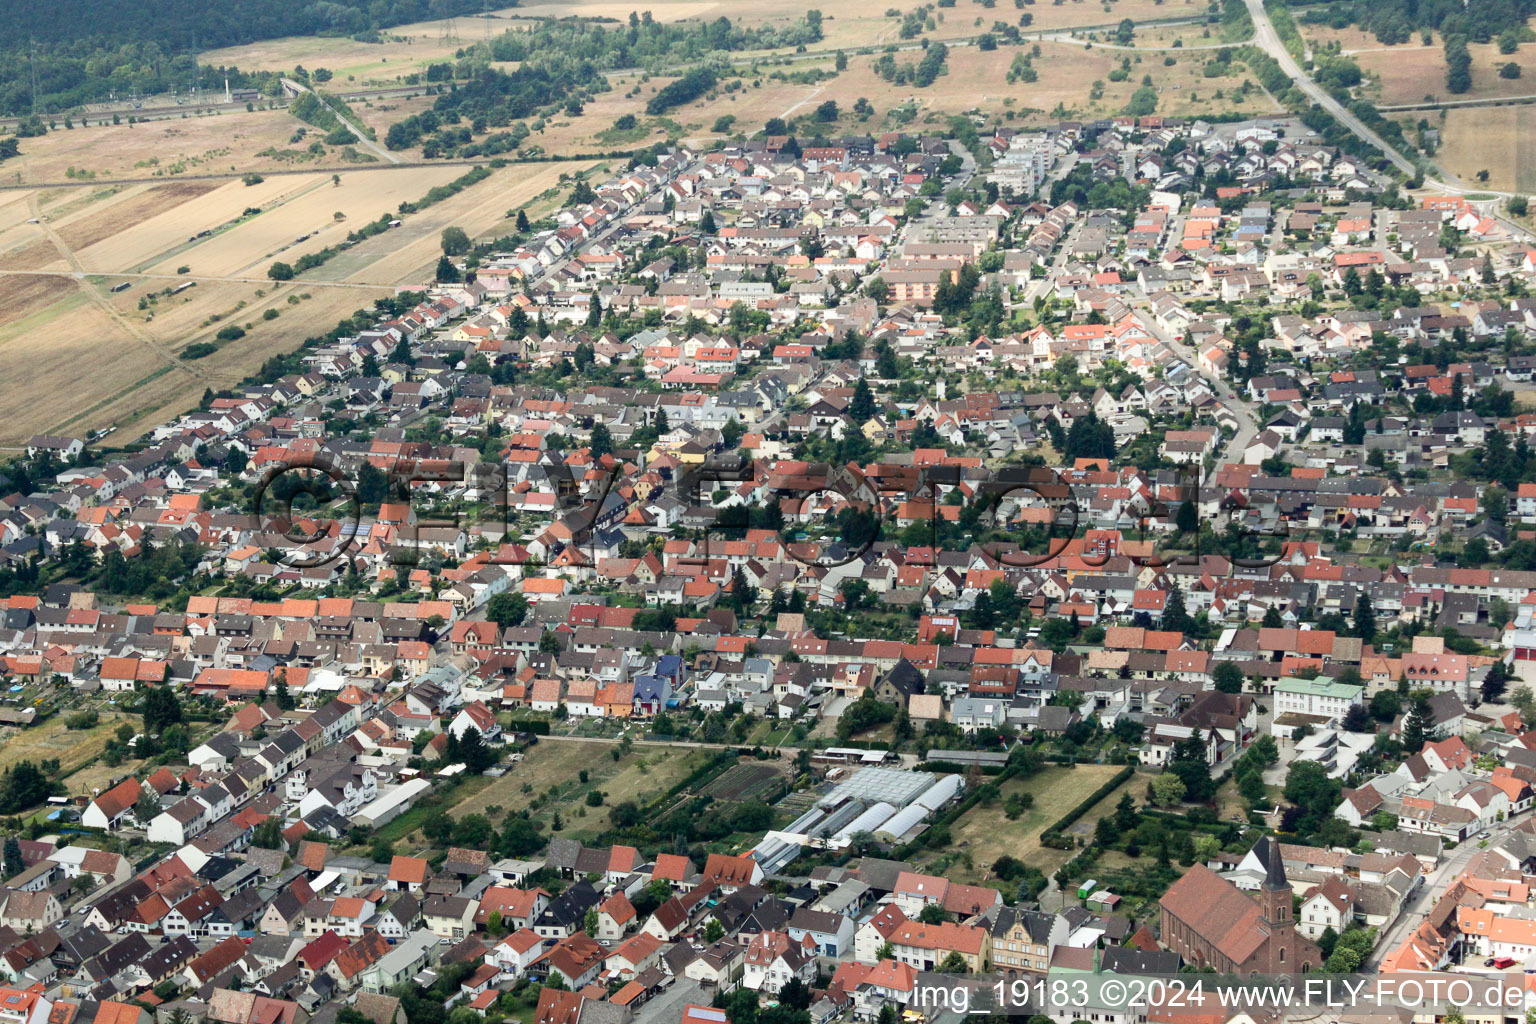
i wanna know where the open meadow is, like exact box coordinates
[0,708,147,803]
[201,5,527,85]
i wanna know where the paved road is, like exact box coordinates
[1242,0,1418,178]
[1145,311,1261,469]
[1367,825,1505,969]
[282,78,401,165]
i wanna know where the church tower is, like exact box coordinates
[1256,835,1296,971]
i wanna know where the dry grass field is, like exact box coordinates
[1424,105,1536,193]
[0,710,145,802]
[202,5,526,85]
[939,764,1132,882]
[1353,40,1536,106]
[676,41,1280,134]
[0,157,580,445]
[0,108,377,186]
[448,740,712,843]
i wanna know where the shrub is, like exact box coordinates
[215,325,246,342]
[241,172,264,186]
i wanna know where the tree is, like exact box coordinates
[780,977,812,1011]
[267,261,294,281]
[1446,34,1473,94]
[1342,702,1372,733]
[1402,691,1434,753]
[2,838,20,879]
[1162,586,1191,635]
[1511,685,1536,724]
[251,816,284,849]
[937,950,970,973]
[1175,497,1198,535]
[919,904,949,925]
[1114,791,1138,831]
[516,209,530,232]
[589,422,613,458]
[1150,773,1186,806]
[1370,689,1402,722]
[1482,660,1511,704]
[487,592,529,629]
[815,100,839,122]
[1212,661,1245,695]
[849,377,876,423]
[435,255,461,283]
[1284,760,1339,811]
[440,226,471,257]
[1167,730,1214,801]
[142,687,183,735]
[273,671,295,712]
[1352,593,1376,642]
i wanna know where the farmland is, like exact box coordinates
[448,740,718,844]
[1426,105,1533,193]
[0,159,583,445]
[1352,40,1536,107]
[0,107,391,186]
[697,761,788,804]
[0,708,147,803]
[937,764,1135,883]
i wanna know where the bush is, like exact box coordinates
[261,308,279,321]
[241,172,264,186]
[181,343,218,360]
[65,711,98,730]
[1502,62,1523,78]
[215,325,246,342]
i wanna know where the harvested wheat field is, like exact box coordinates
[0,276,201,446]
[140,166,466,280]
[54,182,225,253]
[317,160,598,286]
[1429,106,1532,193]
[65,176,311,275]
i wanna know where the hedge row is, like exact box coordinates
[1041,764,1135,838]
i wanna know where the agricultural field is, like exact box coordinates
[448,740,718,845]
[697,761,789,803]
[0,107,386,186]
[1426,106,1533,193]
[0,708,146,804]
[0,159,579,446]
[938,764,1134,883]
[694,40,1282,134]
[1353,40,1536,107]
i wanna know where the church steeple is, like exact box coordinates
[1255,835,1292,925]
